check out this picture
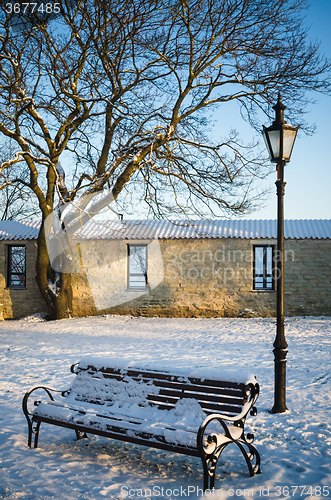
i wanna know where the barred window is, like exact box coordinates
[7,245,26,288]
[253,245,274,290]
[127,244,147,289]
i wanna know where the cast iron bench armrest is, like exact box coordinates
[197,405,260,489]
[22,385,69,448]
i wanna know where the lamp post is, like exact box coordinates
[262,94,298,413]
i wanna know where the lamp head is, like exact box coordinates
[262,94,298,163]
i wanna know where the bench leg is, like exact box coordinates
[201,443,227,491]
[27,419,33,448]
[235,439,261,476]
[33,421,41,448]
[75,430,88,440]
[200,438,260,490]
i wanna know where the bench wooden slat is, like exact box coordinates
[86,375,245,399]
[72,391,244,408]
[198,401,242,414]
[71,395,242,416]
[147,392,244,407]
[85,366,246,390]
[72,383,245,410]
[152,402,242,415]
[73,366,247,416]
[151,380,245,396]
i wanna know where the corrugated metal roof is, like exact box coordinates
[0,219,330,240]
[78,219,331,240]
[0,220,41,240]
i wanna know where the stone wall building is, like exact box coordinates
[1,219,330,319]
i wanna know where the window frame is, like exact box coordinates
[7,244,26,289]
[253,244,275,291]
[127,244,148,290]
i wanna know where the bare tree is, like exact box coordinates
[0,0,330,318]
[0,138,39,220]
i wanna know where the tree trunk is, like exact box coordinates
[35,220,73,320]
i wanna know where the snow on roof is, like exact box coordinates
[0,218,330,240]
[0,220,41,241]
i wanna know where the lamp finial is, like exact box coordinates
[273,93,286,125]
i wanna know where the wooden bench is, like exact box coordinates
[22,359,261,490]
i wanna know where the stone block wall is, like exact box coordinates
[70,237,331,318]
[282,239,331,316]
[0,240,47,319]
[1,237,330,319]
[71,238,165,317]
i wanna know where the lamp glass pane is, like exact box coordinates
[267,129,281,160]
[262,129,273,160]
[283,128,297,161]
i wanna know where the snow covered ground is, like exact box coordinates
[0,315,330,500]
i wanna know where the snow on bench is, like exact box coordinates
[22,357,261,490]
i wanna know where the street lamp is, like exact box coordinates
[262,93,298,413]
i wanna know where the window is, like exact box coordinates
[127,244,147,289]
[7,245,26,288]
[253,245,274,291]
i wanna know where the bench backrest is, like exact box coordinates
[71,363,255,417]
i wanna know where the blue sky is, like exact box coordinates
[240,0,331,221]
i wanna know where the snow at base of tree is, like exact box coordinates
[0,315,330,499]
